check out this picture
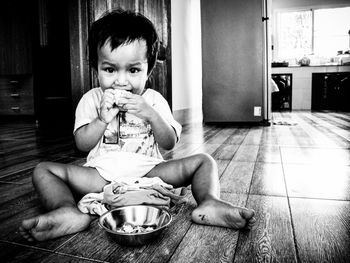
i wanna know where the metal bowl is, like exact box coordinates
[98,205,172,246]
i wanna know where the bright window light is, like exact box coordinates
[275,6,350,60]
[277,10,312,59]
[314,7,350,56]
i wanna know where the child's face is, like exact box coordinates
[97,40,149,95]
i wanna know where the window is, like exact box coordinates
[314,8,350,56]
[276,10,312,59]
[274,6,350,61]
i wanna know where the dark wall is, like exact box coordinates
[201,0,265,122]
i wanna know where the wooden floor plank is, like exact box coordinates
[215,159,231,179]
[0,179,35,206]
[296,113,350,148]
[284,163,350,200]
[292,113,347,148]
[205,127,237,145]
[168,193,247,263]
[250,162,287,197]
[223,128,249,145]
[256,145,281,163]
[280,147,350,165]
[219,161,254,194]
[0,241,92,263]
[232,145,259,162]
[241,127,263,145]
[211,144,240,160]
[0,156,82,181]
[274,126,306,147]
[302,112,350,142]
[260,126,280,146]
[315,112,350,130]
[290,198,350,263]
[329,112,350,121]
[233,195,297,263]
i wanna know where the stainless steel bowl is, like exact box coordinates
[98,205,172,246]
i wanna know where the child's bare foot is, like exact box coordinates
[19,207,92,242]
[191,198,256,229]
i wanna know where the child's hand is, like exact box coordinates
[99,89,120,123]
[118,92,155,121]
[114,89,131,110]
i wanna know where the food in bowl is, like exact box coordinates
[98,205,172,246]
[117,222,156,234]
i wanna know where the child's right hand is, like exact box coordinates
[99,89,120,124]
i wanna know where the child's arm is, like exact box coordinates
[147,110,177,150]
[75,89,119,152]
[119,93,177,150]
[74,117,108,152]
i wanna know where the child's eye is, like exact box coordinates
[129,68,141,74]
[104,67,115,73]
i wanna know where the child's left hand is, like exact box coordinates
[117,93,155,121]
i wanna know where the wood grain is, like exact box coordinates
[241,127,263,145]
[232,145,259,162]
[168,193,247,263]
[211,144,240,160]
[233,195,297,263]
[205,127,237,145]
[290,198,350,263]
[219,161,255,194]
[223,128,250,145]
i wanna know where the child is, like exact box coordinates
[19,9,256,242]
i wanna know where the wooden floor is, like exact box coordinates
[1,111,350,263]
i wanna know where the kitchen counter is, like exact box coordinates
[274,64,348,68]
[271,65,350,110]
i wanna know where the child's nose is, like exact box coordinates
[114,72,128,86]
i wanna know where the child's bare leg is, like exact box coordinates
[146,153,256,229]
[19,162,108,242]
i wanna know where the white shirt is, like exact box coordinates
[74,88,182,163]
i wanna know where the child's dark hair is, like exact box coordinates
[88,9,159,75]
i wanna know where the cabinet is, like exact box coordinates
[312,72,350,111]
[0,75,34,115]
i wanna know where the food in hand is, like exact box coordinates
[114,89,128,105]
[116,222,156,234]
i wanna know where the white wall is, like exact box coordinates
[171,0,202,124]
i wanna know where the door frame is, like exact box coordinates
[68,0,91,112]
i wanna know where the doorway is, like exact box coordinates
[34,0,73,130]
